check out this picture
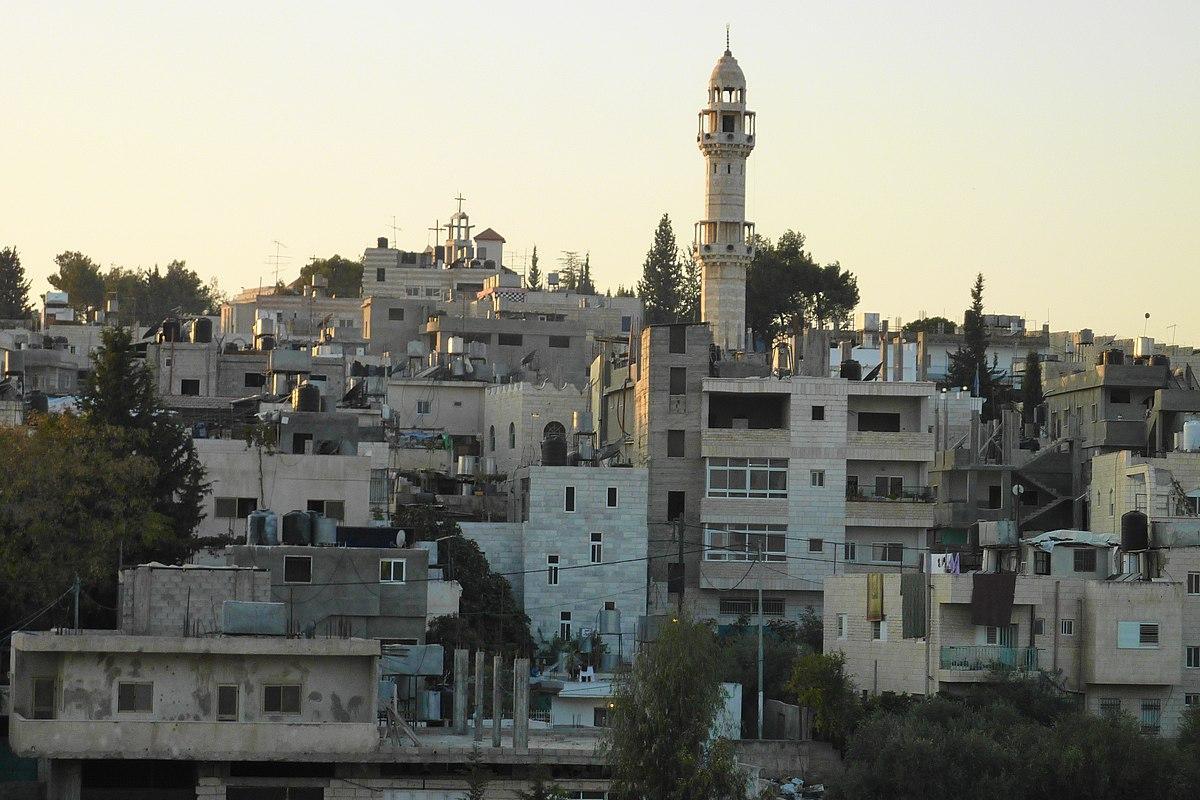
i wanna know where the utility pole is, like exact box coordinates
[757,544,764,740]
[676,517,684,616]
[72,574,80,629]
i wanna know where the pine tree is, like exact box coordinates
[527,245,542,291]
[1022,351,1044,425]
[558,251,580,291]
[636,213,684,324]
[0,246,32,319]
[678,248,701,322]
[946,273,1006,421]
[576,252,596,295]
[460,743,491,800]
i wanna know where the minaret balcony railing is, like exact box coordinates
[697,110,756,142]
[694,221,756,255]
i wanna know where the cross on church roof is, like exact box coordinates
[454,193,467,214]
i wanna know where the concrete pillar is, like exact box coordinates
[513,657,530,751]
[880,336,890,382]
[473,650,484,742]
[893,334,904,381]
[47,760,82,800]
[453,648,469,735]
[492,654,503,747]
[916,332,928,382]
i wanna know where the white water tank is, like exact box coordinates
[1134,336,1155,358]
[456,455,478,476]
[1183,418,1200,453]
[447,336,464,354]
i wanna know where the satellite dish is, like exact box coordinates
[520,349,538,368]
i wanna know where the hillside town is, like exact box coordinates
[3,33,1200,800]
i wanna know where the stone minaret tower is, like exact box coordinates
[695,37,756,352]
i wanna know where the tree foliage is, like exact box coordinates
[575,252,596,295]
[0,246,33,318]
[745,231,859,348]
[1022,351,1044,424]
[718,618,807,736]
[514,766,568,800]
[0,415,173,628]
[945,273,1009,421]
[558,251,582,291]
[786,651,861,748]
[47,251,218,323]
[902,316,956,336]
[526,245,542,291]
[459,743,491,800]
[678,249,701,323]
[604,617,747,800]
[397,506,533,655]
[636,214,685,325]
[299,254,364,298]
[47,251,106,312]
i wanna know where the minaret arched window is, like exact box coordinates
[508,422,516,449]
[489,425,496,452]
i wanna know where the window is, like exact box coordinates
[387,307,404,321]
[593,706,610,727]
[1098,697,1121,717]
[1187,694,1200,707]
[843,542,857,562]
[215,497,258,519]
[498,333,522,346]
[564,486,576,512]
[872,620,888,641]
[875,476,903,498]
[1110,388,1131,404]
[837,614,848,639]
[509,422,516,449]
[1034,618,1045,635]
[704,523,786,562]
[719,597,785,616]
[292,433,313,454]
[812,405,825,421]
[846,476,859,497]
[1140,699,1162,734]
[217,685,239,721]
[1061,618,1075,636]
[669,325,687,354]
[544,421,566,440]
[669,367,687,395]
[621,315,632,333]
[549,335,570,349]
[667,491,685,521]
[244,372,266,388]
[871,542,903,564]
[1073,549,1097,572]
[117,682,153,714]
[489,425,496,452]
[406,286,421,296]
[306,499,344,520]
[857,412,901,432]
[32,678,55,720]
[380,558,406,584]
[810,470,825,488]
[1187,646,1200,669]
[180,378,200,396]
[1188,572,1200,595]
[263,684,301,715]
[1117,621,1159,648]
[547,555,560,586]
[808,538,824,553]
[590,532,603,564]
[667,429,685,458]
[604,601,616,611]
[283,556,312,584]
[606,487,618,508]
[376,267,386,282]
[706,457,788,499]
[560,611,572,639]
[988,485,1003,509]
[416,399,431,415]
[1034,551,1051,575]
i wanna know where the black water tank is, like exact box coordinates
[258,334,276,352]
[159,319,181,343]
[27,390,49,414]
[1101,348,1125,366]
[281,510,312,546]
[1121,510,1149,552]
[190,317,213,343]
[840,359,862,380]
[377,237,388,249]
[541,437,568,466]
[1151,354,1170,369]
[292,382,321,412]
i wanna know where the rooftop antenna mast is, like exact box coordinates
[388,216,401,247]
[265,240,290,287]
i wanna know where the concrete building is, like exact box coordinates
[824,542,1199,736]
[461,465,649,651]
[221,286,364,344]
[482,381,587,477]
[1089,450,1200,537]
[695,42,756,352]
[227,543,432,642]
[118,563,271,636]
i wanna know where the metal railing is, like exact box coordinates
[940,645,1039,672]
[846,486,934,503]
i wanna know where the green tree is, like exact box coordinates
[718,619,805,736]
[1022,351,1044,425]
[786,652,860,749]
[79,326,209,551]
[558,251,581,291]
[47,251,106,313]
[636,214,684,325]
[460,743,491,800]
[527,245,542,290]
[0,415,172,627]
[299,254,364,298]
[902,316,956,336]
[515,766,568,800]
[745,231,859,347]
[604,617,747,800]
[614,284,635,298]
[946,273,1007,421]
[0,246,32,318]
[678,249,701,323]
[576,252,596,295]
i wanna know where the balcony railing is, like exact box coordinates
[940,645,1039,672]
[846,486,933,503]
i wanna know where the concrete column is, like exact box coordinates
[47,760,82,800]
[473,650,485,742]
[492,654,503,747]
[893,335,904,381]
[880,336,890,382]
[513,657,530,751]
[453,648,469,735]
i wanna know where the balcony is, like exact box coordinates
[701,428,790,458]
[847,486,933,503]
[940,645,1039,674]
[847,430,934,460]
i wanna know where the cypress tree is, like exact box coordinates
[0,246,32,319]
[636,213,684,324]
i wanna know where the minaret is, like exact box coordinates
[695,34,756,352]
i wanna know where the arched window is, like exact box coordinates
[508,422,516,449]
[543,421,566,440]
[489,425,496,452]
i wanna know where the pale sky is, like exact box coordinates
[3,1,1198,342]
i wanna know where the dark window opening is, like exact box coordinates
[812,405,825,421]
[988,485,1003,509]
[667,429,686,457]
[667,562,684,595]
[180,378,200,396]
[218,685,239,721]
[244,372,266,388]
[1109,388,1131,404]
[498,333,523,346]
[292,433,313,454]
[388,307,405,321]
[376,268,385,282]
[721,113,735,133]
[549,335,570,348]
[669,324,687,353]
[1073,548,1097,572]
[669,367,687,395]
[667,491,685,521]
[263,684,302,714]
[857,412,901,432]
[708,392,788,429]
[564,486,576,512]
[283,556,312,584]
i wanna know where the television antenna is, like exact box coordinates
[265,240,290,286]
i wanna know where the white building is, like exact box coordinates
[482,381,588,477]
